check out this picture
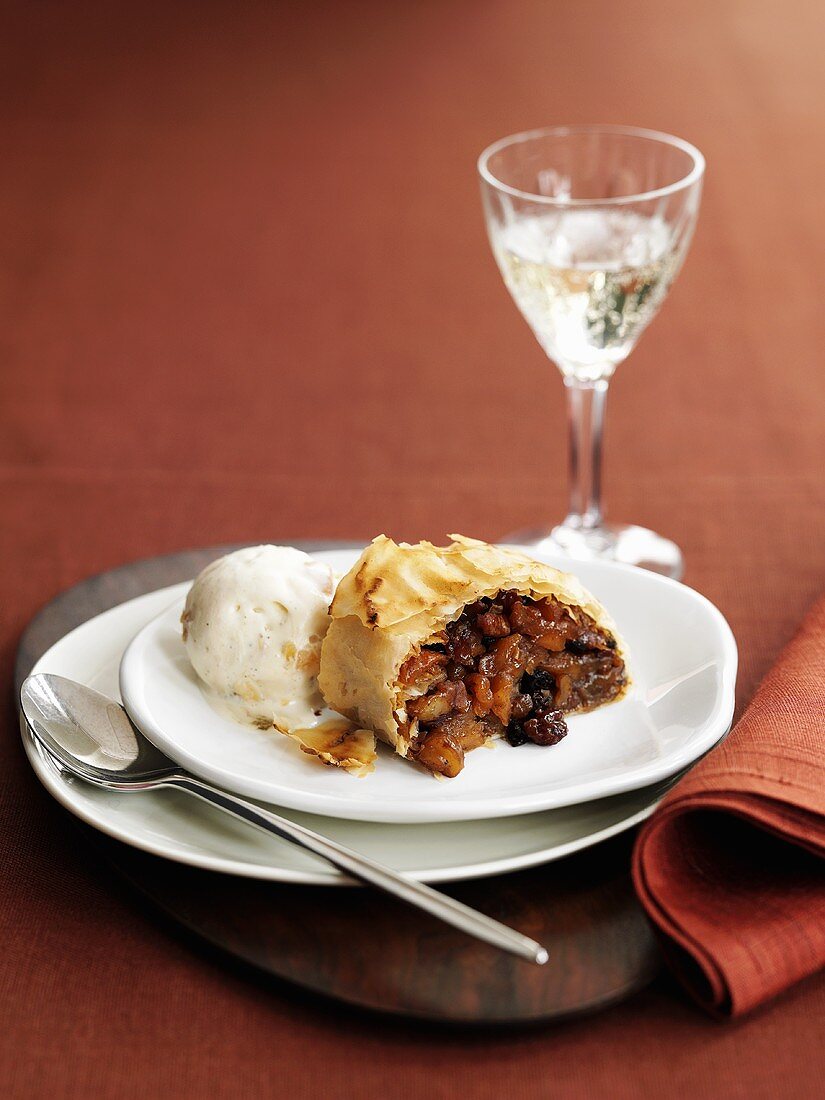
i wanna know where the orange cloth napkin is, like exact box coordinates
[633,594,825,1017]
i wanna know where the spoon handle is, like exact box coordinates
[167,774,548,966]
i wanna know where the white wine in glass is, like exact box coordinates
[479,126,704,578]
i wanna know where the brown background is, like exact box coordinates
[2,1,824,1096]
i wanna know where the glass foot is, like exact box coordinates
[503,522,684,581]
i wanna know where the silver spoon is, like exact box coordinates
[20,673,548,966]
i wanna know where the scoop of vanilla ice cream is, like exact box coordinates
[181,545,335,730]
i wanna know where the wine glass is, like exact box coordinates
[478,125,704,579]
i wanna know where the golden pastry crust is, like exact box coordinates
[319,534,630,757]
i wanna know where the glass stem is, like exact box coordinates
[563,377,608,531]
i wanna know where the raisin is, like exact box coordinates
[520,669,555,695]
[506,720,530,746]
[523,708,568,746]
[424,642,447,654]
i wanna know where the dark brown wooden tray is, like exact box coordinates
[15,545,661,1024]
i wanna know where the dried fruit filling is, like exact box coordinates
[398,590,626,778]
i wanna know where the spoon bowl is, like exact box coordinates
[21,673,177,783]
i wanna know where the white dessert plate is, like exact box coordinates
[119,548,737,824]
[20,583,684,884]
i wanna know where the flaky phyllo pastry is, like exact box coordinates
[318,535,629,778]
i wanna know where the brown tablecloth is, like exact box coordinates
[2,1,824,1096]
